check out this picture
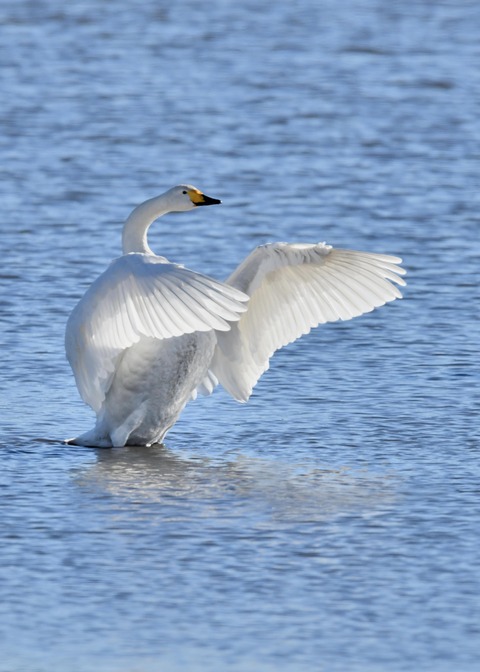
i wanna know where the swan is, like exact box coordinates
[65,184,406,447]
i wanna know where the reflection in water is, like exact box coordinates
[76,444,397,522]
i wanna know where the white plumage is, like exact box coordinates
[66,184,406,447]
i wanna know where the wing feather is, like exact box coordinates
[153,283,191,335]
[65,253,249,411]
[160,275,213,330]
[210,243,406,401]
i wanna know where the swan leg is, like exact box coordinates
[109,402,148,447]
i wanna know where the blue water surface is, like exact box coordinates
[1,1,479,671]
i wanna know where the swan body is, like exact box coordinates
[66,184,406,447]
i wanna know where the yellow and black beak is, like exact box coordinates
[188,189,221,207]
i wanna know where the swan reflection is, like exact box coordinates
[76,444,396,522]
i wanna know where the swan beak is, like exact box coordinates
[198,194,221,206]
[189,190,221,206]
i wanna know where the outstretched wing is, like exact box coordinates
[209,242,406,401]
[66,253,249,411]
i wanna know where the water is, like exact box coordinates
[1,0,479,670]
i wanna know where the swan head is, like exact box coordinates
[166,184,222,212]
[122,184,222,254]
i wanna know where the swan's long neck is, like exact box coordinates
[122,193,171,255]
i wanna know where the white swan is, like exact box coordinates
[66,184,406,447]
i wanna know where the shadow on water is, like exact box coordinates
[74,443,398,523]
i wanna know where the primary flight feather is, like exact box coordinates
[65,184,406,447]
